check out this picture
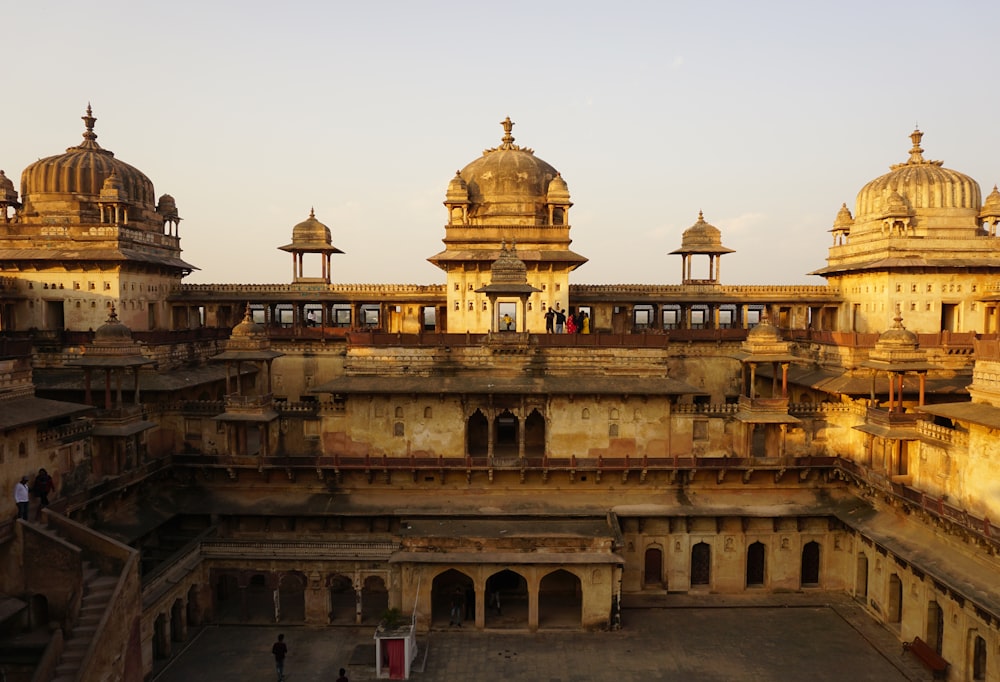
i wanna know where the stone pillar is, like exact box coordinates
[305,572,330,624]
[528,580,539,632]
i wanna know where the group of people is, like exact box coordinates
[13,468,54,521]
[272,633,349,682]
[544,307,590,334]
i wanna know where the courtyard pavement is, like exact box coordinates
[152,592,933,682]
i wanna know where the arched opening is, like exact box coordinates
[856,553,869,600]
[746,542,765,587]
[524,409,546,457]
[927,601,943,655]
[691,542,711,587]
[170,598,186,642]
[494,409,519,458]
[643,547,663,588]
[467,410,488,458]
[800,541,820,586]
[278,573,306,622]
[152,612,170,659]
[362,575,389,625]
[973,633,987,680]
[887,574,902,624]
[485,569,528,628]
[186,584,201,627]
[538,569,582,629]
[214,573,241,621]
[28,594,49,629]
[246,573,274,622]
[431,569,473,628]
[329,573,356,624]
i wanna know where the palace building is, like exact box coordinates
[1,108,999,681]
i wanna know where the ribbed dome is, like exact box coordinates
[673,212,734,254]
[445,171,469,203]
[20,106,156,214]
[876,313,918,349]
[831,203,854,232]
[854,129,980,227]
[231,305,267,339]
[289,208,332,246]
[981,185,1000,219]
[456,117,562,225]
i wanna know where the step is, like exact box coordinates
[86,576,119,592]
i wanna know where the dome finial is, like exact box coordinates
[82,104,98,143]
[309,206,315,219]
[907,128,926,164]
[499,116,515,149]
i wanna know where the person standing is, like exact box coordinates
[544,307,554,333]
[554,308,566,334]
[336,667,349,682]
[271,633,288,681]
[14,476,30,521]
[32,468,54,519]
[582,312,591,334]
[449,588,464,627]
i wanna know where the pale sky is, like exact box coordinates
[6,1,1000,286]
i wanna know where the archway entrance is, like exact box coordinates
[524,409,546,457]
[362,575,389,625]
[856,553,869,600]
[691,542,711,587]
[538,569,581,629]
[746,542,765,587]
[467,410,488,458]
[888,574,902,624]
[431,569,473,628]
[214,573,240,621]
[485,569,528,628]
[801,541,820,586]
[278,573,306,622]
[329,574,356,624]
[494,410,519,458]
[927,601,943,654]
[246,573,274,622]
[644,547,663,587]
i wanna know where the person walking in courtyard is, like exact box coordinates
[271,633,288,681]
[14,476,30,521]
[336,667,349,682]
[449,587,464,627]
[32,468,54,519]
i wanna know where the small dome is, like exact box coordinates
[290,208,332,246]
[456,117,562,225]
[981,185,1000,219]
[0,170,17,203]
[747,313,781,343]
[877,312,918,349]
[489,241,528,284]
[853,129,981,232]
[831,203,854,232]
[673,212,734,254]
[93,306,133,344]
[99,171,128,202]
[20,106,157,214]
[546,172,571,204]
[157,194,179,219]
[445,171,469,203]
[231,304,267,339]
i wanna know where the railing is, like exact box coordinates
[201,539,399,561]
[38,420,94,444]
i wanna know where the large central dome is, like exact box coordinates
[455,117,563,225]
[20,106,157,220]
[852,129,981,236]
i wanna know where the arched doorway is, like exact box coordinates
[278,572,306,622]
[494,409,519,458]
[485,569,528,628]
[431,569,473,628]
[246,573,274,622]
[800,541,820,586]
[691,542,711,587]
[973,632,987,680]
[887,574,902,624]
[644,547,663,588]
[362,575,389,624]
[856,553,869,600]
[927,601,943,654]
[170,598,186,642]
[467,410,488,457]
[186,584,201,627]
[524,409,546,457]
[214,573,241,621]
[152,613,170,659]
[538,569,582,629]
[746,542,765,587]
[329,573,356,624]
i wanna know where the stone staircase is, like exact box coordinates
[39,520,122,682]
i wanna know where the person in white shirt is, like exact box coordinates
[14,476,30,520]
